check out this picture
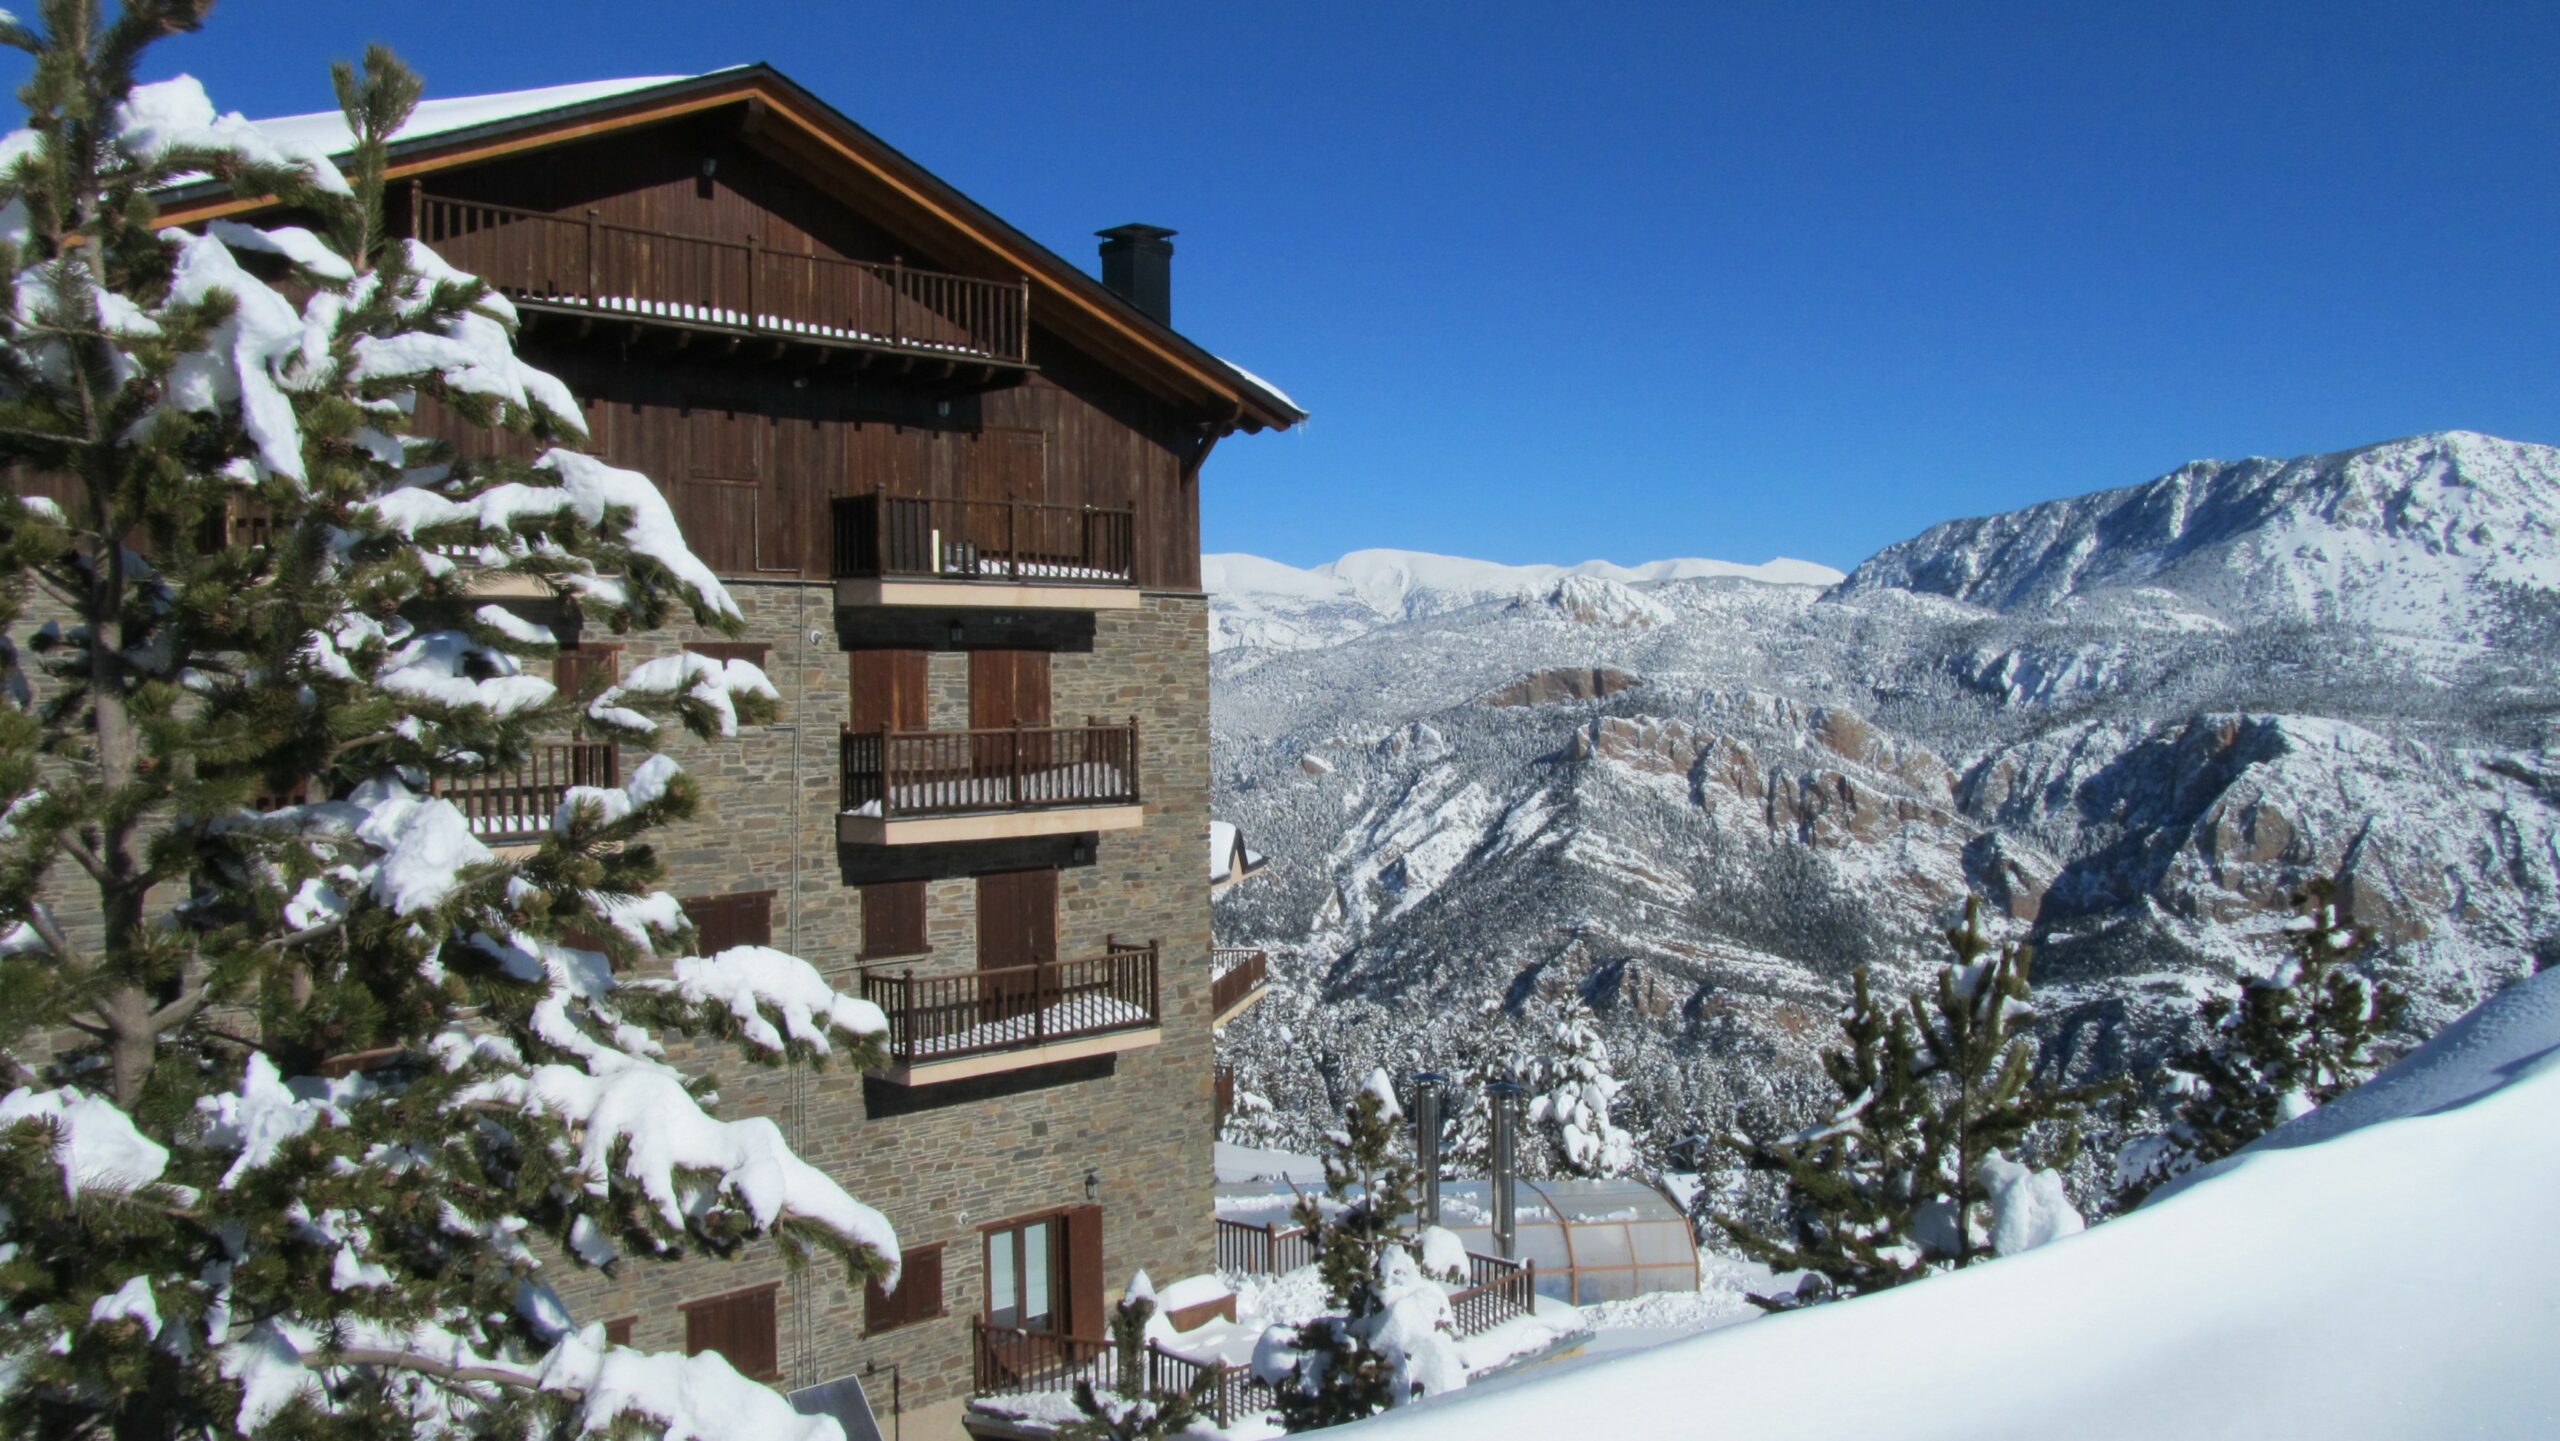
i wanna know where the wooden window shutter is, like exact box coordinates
[554,642,621,705]
[683,890,774,954]
[968,650,1052,730]
[1062,1204,1105,1339]
[849,649,928,735]
[683,1283,780,1382]
[685,640,771,669]
[864,1241,944,1336]
[860,880,927,960]
[602,1316,636,1348]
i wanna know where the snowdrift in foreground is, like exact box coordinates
[1357,970,2560,1441]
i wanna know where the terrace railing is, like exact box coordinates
[861,939,1159,1066]
[839,719,1140,820]
[1210,948,1268,1017]
[414,190,1029,363]
[829,494,1137,585]
[1446,1252,1536,1338]
[430,743,619,843]
[971,1323,1279,1431]
[1213,1217,1317,1276]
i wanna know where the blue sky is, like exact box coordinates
[31,1,2560,571]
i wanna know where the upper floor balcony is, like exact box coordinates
[837,719,1143,846]
[432,742,620,849]
[829,494,1140,612]
[411,190,1033,386]
[1210,947,1268,1026]
[862,938,1161,1085]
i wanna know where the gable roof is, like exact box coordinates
[160,65,1303,434]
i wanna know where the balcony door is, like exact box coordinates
[970,649,1052,798]
[962,428,1046,571]
[976,866,1057,1026]
[983,1204,1104,1347]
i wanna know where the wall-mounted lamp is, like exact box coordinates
[1084,1168,1100,1203]
[948,621,966,647]
[702,157,718,177]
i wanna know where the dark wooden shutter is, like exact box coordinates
[864,1242,944,1335]
[602,1316,636,1348]
[1062,1204,1104,1340]
[685,640,771,669]
[860,880,927,960]
[682,890,774,954]
[975,869,1057,972]
[849,648,928,734]
[554,642,620,705]
[682,1283,780,1381]
[968,650,1051,730]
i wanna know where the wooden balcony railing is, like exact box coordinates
[429,742,618,843]
[861,939,1159,1065]
[1211,948,1267,1018]
[840,719,1140,820]
[829,494,1136,584]
[1447,1252,1536,1337]
[972,1320,1277,1430]
[414,190,1029,363]
[1213,1217,1317,1276]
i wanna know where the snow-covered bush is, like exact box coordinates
[2115,877,2408,1205]
[1256,1069,1462,1429]
[0,23,888,1438]
[1713,900,2104,1307]
[1064,1271,1210,1441]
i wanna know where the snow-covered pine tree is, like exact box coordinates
[1523,988,1633,1178]
[0,18,892,1438]
[1714,899,2101,1307]
[1063,1271,1210,1441]
[1255,1068,1460,1430]
[2116,877,2409,1205]
[1439,1000,1529,1176]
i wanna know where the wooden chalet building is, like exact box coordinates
[165,65,1300,1438]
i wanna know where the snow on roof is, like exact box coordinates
[1216,355,1300,416]
[245,73,721,158]
[1355,969,2560,1441]
[1210,820,1240,881]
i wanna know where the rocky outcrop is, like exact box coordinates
[1481,666,1640,708]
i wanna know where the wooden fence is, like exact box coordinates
[861,940,1158,1064]
[830,494,1136,583]
[415,190,1029,362]
[1210,948,1267,1017]
[1214,1217,1318,1276]
[973,1322,1281,1431]
[429,742,618,842]
[839,719,1139,819]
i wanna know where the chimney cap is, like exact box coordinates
[1095,223,1177,244]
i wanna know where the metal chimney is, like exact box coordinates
[1486,1072,1524,1260]
[1409,1072,1447,1228]
[1095,224,1176,326]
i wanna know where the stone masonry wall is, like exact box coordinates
[549,582,1218,1426]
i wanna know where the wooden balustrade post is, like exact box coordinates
[889,255,903,343]
[1128,715,1143,805]
[584,208,600,307]
[745,232,760,331]
[1147,939,1160,1023]
[406,179,422,240]
[1009,722,1024,809]
[1017,275,1031,362]
[873,495,889,577]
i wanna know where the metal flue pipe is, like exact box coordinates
[1409,1071,1447,1227]
[1486,1071,1524,1260]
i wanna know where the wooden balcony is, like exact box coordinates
[836,720,1142,846]
[430,742,619,846]
[862,940,1160,1084]
[203,497,549,598]
[971,1319,1276,1432]
[1210,947,1268,1026]
[412,190,1032,384]
[829,494,1140,611]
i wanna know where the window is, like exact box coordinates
[861,880,927,960]
[682,890,774,954]
[602,1316,636,1348]
[984,1218,1058,1332]
[865,1242,944,1336]
[983,1206,1104,1338]
[682,1283,779,1381]
[685,640,770,669]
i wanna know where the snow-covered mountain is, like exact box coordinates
[1205,548,1843,656]
[1210,432,2560,1179]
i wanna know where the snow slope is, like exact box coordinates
[1206,548,1843,654]
[1355,970,2560,1440]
